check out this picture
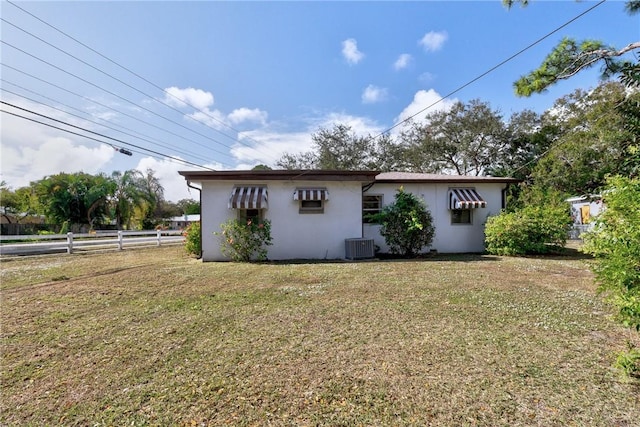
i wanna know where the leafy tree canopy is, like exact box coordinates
[531,81,637,194]
[504,0,639,96]
[7,168,169,230]
[277,124,385,170]
[400,99,509,176]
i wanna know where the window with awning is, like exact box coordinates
[293,188,329,201]
[294,188,328,214]
[228,186,268,209]
[448,188,486,210]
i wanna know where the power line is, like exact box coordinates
[0,63,235,161]
[1,82,220,166]
[0,39,253,159]
[2,0,610,173]
[0,16,273,156]
[370,0,608,140]
[1,108,167,164]
[3,1,281,163]
[0,101,215,171]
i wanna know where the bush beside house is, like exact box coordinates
[582,176,640,377]
[484,187,571,256]
[368,187,435,258]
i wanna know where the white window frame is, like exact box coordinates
[363,194,383,223]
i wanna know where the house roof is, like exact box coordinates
[178,170,519,184]
[374,172,520,184]
[178,170,380,182]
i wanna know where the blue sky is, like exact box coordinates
[1,1,637,201]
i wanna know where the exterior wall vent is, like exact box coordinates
[345,238,375,260]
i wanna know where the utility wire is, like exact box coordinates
[1,82,220,166]
[3,0,609,171]
[0,40,250,160]
[0,101,215,171]
[0,62,235,161]
[0,16,274,159]
[3,1,280,163]
[0,108,183,166]
[370,0,608,140]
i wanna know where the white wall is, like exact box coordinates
[363,183,507,253]
[201,180,364,261]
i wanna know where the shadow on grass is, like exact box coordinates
[267,252,501,266]
[266,243,592,266]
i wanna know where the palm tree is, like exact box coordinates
[111,170,146,230]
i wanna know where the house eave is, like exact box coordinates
[178,169,380,183]
[374,172,520,184]
[179,169,520,185]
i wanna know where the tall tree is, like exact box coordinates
[531,81,635,194]
[400,99,508,175]
[277,124,381,170]
[0,184,41,223]
[33,172,113,227]
[84,173,115,229]
[136,168,165,229]
[111,170,146,230]
[616,62,640,178]
[505,0,639,96]
[176,199,200,215]
[487,109,559,180]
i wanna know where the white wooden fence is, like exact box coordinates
[0,230,185,256]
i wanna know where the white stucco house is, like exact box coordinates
[178,170,519,261]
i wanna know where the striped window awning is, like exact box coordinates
[293,188,329,201]
[228,186,268,209]
[449,188,486,209]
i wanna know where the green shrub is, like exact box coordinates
[582,176,640,333]
[368,187,435,257]
[485,203,571,256]
[183,222,201,257]
[614,343,640,378]
[216,218,272,262]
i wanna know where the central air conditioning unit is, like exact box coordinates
[345,238,375,260]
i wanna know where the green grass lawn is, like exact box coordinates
[1,246,639,426]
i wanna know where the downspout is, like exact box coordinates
[187,180,203,259]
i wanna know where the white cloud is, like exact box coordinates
[1,134,115,189]
[228,108,268,126]
[394,89,457,129]
[419,31,448,52]
[362,85,388,104]
[163,87,214,110]
[227,111,385,168]
[185,106,268,131]
[0,99,115,189]
[187,107,228,130]
[230,130,314,166]
[342,38,365,65]
[393,53,412,70]
[313,112,385,137]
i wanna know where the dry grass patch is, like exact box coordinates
[1,247,639,426]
